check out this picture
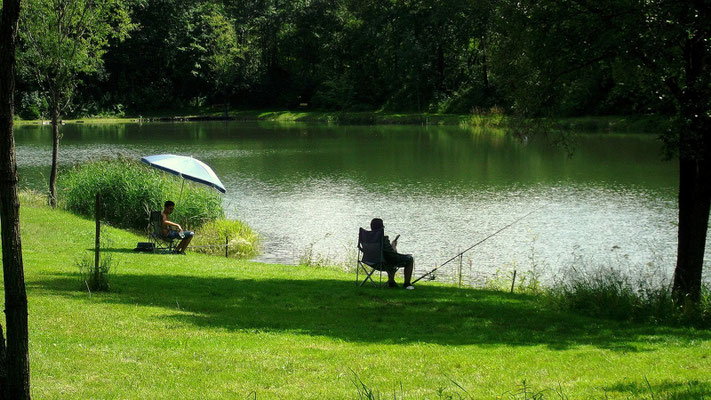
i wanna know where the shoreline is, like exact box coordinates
[14,109,671,133]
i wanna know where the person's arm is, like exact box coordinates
[391,234,400,252]
[162,214,183,232]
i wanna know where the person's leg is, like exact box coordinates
[403,256,414,287]
[175,238,187,252]
[175,232,194,253]
[386,269,398,287]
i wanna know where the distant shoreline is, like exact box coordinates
[14,109,670,133]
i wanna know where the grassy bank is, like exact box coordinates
[14,108,670,133]
[2,200,709,399]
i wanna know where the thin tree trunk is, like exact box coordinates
[437,43,445,91]
[223,89,229,119]
[0,0,32,399]
[49,97,59,208]
[481,35,489,91]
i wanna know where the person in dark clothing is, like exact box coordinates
[371,218,415,289]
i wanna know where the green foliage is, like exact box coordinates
[18,0,135,117]
[17,90,48,120]
[59,159,224,230]
[13,0,694,118]
[191,218,260,259]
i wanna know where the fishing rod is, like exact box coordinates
[411,209,538,285]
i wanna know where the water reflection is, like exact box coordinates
[15,121,707,283]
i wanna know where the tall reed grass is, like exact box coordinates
[547,265,711,327]
[191,218,260,258]
[59,158,224,230]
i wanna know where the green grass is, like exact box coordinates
[2,200,710,399]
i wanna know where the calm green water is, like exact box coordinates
[16,121,706,283]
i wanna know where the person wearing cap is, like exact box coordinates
[370,218,415,290]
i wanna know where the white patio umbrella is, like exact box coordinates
[141,154,226,202]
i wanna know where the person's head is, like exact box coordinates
[370,218,384,231]
[164,200,175,214]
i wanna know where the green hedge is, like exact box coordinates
[59,158,224,230]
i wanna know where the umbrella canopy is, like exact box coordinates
[141,154,226,193]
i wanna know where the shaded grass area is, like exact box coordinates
[3,203,710,399]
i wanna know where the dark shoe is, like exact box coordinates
[387,281,398,288]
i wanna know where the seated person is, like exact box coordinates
[161,200,194,254]
[370,218,414,290]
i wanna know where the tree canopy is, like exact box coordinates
[13,0,677,117]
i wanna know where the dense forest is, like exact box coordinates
[13,0,678,119]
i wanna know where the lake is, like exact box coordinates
[14,121,709,285]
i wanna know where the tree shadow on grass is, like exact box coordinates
[30,273,711,349]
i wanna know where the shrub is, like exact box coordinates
[59,158,224,230]
[191,218,260,258]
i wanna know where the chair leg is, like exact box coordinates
[358,263,378,287]
[356,258,359,286]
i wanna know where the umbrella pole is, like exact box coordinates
[178,179,185,205]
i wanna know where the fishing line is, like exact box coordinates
[411,209,539,285]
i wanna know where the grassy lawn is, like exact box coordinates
[2,203,710,399]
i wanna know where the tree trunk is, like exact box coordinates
[48,96,59,208]
[437,43,445,91]
[0,325,6,399]
[671,33,711,303]
[0,1,32,399]
[481,35,489,91]
[673,133,711,303]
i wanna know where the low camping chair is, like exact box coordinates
[148,211,176,253]
[356,227,387,287]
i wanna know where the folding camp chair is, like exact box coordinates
[148,210,177,253]
[356,227,387,287]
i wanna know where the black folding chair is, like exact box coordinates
[148,211,177,253]
[356,227,387,287]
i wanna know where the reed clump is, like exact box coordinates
[191,218,260,259]
[59,158,224,230]
[76,252,116,292]
[546,265,711,327]
[18,188,47,208]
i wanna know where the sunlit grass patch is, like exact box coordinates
[6,203,711,399]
